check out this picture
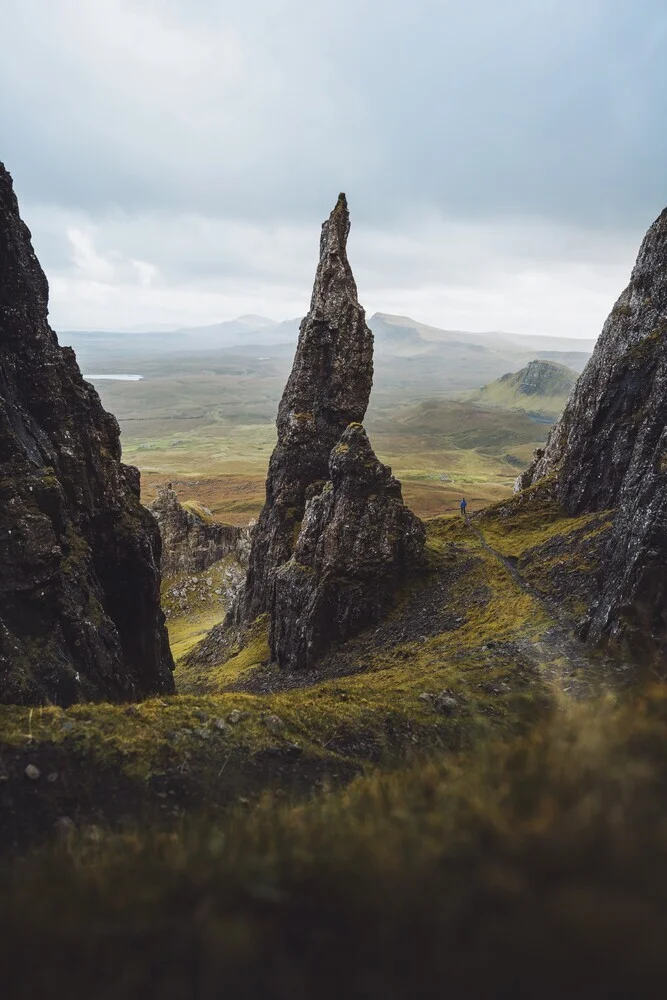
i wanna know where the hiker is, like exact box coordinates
[460,498,467,517]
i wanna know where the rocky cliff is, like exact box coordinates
[239,194,374,624]
[149,483,251,577]
[518,206,667,661]
[272,424,425,670]
[0,163,174,705]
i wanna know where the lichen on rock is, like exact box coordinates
[0,162,174,705]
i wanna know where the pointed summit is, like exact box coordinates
[238,195,374,623]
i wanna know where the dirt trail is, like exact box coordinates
[466,518,631,700]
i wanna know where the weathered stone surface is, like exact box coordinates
[239,193,374,623]
[271,424,425,671]
[0,162,174,705]
[518,206,667,660]
[149,483,251,576]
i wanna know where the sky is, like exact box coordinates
[2,0,667,337]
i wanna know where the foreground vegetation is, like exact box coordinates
[2,688,667,998]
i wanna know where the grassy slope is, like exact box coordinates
[129,395,550,523]
[5,490,667,996]
[0,491,608,844]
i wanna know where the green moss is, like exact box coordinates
[4,687,667,997]
[181,500,216,525]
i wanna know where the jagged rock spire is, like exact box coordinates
[0,162,174,704]
[239,194,374,623]
[518,205,667,661]
[271,424,425,671]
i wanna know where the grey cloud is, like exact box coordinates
[2,0,666,229]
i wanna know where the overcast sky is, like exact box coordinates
[2,0,666,337]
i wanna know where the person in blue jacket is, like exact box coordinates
[460,497,467,517]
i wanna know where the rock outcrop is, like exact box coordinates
[0,163,174,705]
[272,424,425,670]
[239,193,374,624]
[230,193,424,670]
[518,206,667,660]
[149,483,251,577]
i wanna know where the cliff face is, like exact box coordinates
[519,206,667,659]
[0,163,174,705]
[149,484,251,577]
[272,424,425,670]
[239,194,374,624]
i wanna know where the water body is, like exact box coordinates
[84,374,144,381]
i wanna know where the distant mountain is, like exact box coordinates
[58,311,594,389]
[464,360,578,417]
[58,316,302,370]
[369,313,596,359]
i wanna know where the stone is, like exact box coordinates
[213,718,231,734]
[149,483,252,576]
[264,714,285,735]
[0,162,174,705]
[238,194,374,625]
[433,693,459,715]
[227,710,243,724]
[24,764,40,780]
[271,425,425,671]
[517,205,667,662]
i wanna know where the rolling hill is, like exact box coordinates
[463,359,578,417]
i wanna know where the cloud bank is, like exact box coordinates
[2,0,665,335]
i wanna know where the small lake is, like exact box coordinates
[84,374,144,381]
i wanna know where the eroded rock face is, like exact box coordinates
[0,163,174,705]
[271,424,425,671]
[518,206,667,660]
[149,484,251,577]
[239,193,374,623]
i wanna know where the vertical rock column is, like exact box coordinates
[239,193,374,623]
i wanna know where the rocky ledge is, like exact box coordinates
[149,483,251,577]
